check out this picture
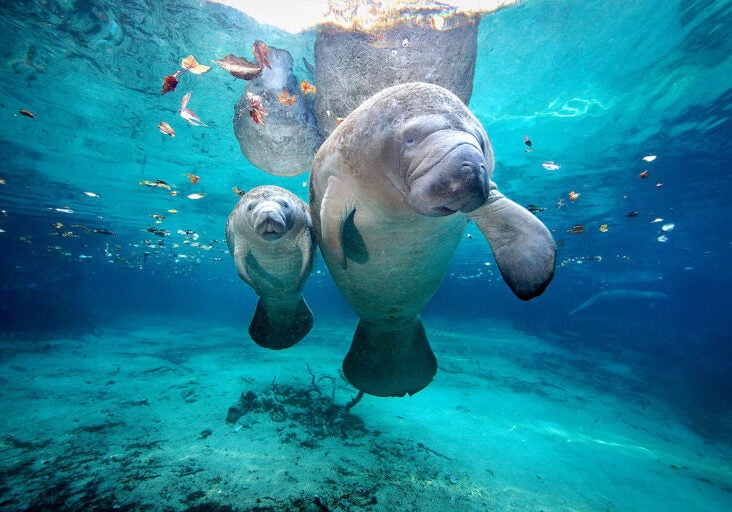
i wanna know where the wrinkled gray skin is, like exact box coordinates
[310,83,556,397]
[233,47,322,176]
[234,22,478,176]
[314,21,478,138]
[226,186,316,349]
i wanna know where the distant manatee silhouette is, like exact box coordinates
[569,289,669,316]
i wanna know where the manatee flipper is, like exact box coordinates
[468,186,556,300]
[320,175,356,269]
[342,316,437,397]
[295,230,314,292]
[232,246,257,292]
[248,296,314,350]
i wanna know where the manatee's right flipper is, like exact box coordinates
[468,185,556,300]
[342,316,437,397]
[320,175,357,269]
[249,296,314,350]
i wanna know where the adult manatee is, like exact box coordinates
[226,186,316,348]
[314,18,479,138]
[309,82,555,397]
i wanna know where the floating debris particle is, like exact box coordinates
[655,182,663,188]
[657,235,668,242]
[642,155,657,162]
[93,228,116,235]
[568,224,585,234]
[53,207,74,214]
[599,224,608,232]
[19,109,35,118]
[568,190,580,202]
[638,170,649,178]
[661,223,675,232]
[185,173,200,184]
[167,209,178,214]
[524,134,533,150]
[232,187,246,197]
[83,191,100,198]
[626,211,640,217]
[542,161,561,171]
[336,117,344,125]
[187,193,204,200]
[158,121,176,136]
[525,204,546,214]
[140,179,171,191]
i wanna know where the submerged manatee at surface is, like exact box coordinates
[314,19,479,138]
[309,82,556,398]
[233,46,322,176]
[225,186,316,349]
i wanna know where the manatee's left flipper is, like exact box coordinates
[231,244,259,293]
[320,175,356,269]
[294,227,315,291]
[468,186,556,300]
[249,296,314,350]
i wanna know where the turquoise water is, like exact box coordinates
[1,1,731,510]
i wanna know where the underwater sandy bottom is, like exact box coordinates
[1,316,730,511]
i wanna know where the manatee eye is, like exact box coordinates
[278,200,289,208]
[247,202,256,211]
[405,136,414,145]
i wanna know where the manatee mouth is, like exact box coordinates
[408,144,489,217]
[255,212,287,240]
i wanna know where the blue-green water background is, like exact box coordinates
[0,0,730,444]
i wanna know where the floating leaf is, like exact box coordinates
[181,55,211,74]
[83,191,100,198]
[179,92,208,127]
[158,121,176,136]
[642,155,657,162]
[542,161,560,171]
[19,109,35,118]
[161,71,180,95]
[187,193,204,200]
[568,224,584,234]
[599,224,608,232]
[253,40,271,69]
[185,173,200,184]
[212,54,262,80]
[638,170,649,178]
[300,79,316,95]
[568,190,580,202]
[277,88,297,106]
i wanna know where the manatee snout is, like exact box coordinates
[409,143,489,216]
[254,202,291,240]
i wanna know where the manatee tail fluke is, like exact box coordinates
[342,317,437,398]
[248,297,313,350]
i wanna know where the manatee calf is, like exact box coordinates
[310,82,556,397]
[233,46,322,176]
[226,186,316,349]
